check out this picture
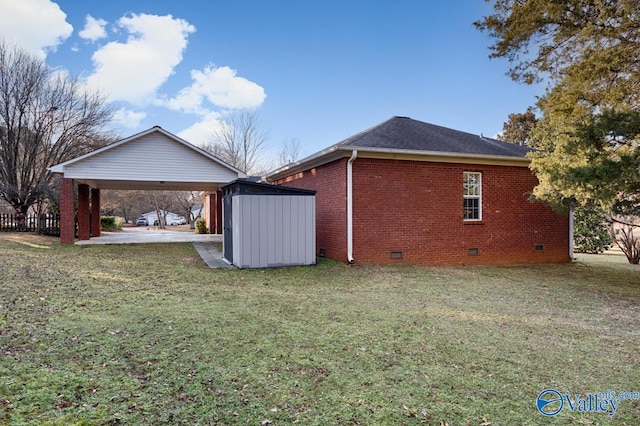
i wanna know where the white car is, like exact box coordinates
[171,216,187,225]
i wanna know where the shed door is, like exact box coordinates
[223,194,233,263]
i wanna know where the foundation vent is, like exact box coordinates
[390,251,404,260]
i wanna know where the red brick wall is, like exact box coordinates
[273,158,348,261]
[77,184,90,240]
[91,188,101,237]
[60,178,75,245]
[351,158,570,265]
[274,157,570,266]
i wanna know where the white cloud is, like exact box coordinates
[168,65,267,149]
[79,15,107,42]
[112,108,146,128]
[84,13,195,104]
[177,112,225,147]
[166,65,267,112]
[0,0,72,57]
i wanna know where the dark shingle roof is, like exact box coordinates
[337,116,529,158]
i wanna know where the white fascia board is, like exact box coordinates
[349,146,531,166]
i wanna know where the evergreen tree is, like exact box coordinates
[573,203,612,254]
[477,1,640,262]
[497,107,537,146]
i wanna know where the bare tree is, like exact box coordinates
[173,191,203,226]
[0,41,113,215]
[101,190,147,224]
[277,138,301,167]
[144,191,176,229]
[206,110,268,174]
[609,215,640,264]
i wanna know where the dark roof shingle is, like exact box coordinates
[338,116,529,158]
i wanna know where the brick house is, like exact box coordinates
[266,116,571,265]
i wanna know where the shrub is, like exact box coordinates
[573,203,612,254]
[101,216,123,231]
[612,224,640,264]
[194,218,208,234]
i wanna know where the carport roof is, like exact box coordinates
[49,126,245,191]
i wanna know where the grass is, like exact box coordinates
[1,234,639,425]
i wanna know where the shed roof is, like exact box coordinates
[222,180,316,196]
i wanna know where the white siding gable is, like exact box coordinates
[62,132,238,183]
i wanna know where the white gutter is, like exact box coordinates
[347,150,357,264]
[265,146,529,182]
[569,204,575,259]
[344,146,531,165]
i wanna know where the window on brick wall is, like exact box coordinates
[463,171,482,221]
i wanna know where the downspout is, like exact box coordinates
[569,203,574,260]
[347,150,357,264]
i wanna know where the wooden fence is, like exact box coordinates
[0,213,60,236]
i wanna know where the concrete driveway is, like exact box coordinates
[74,226,230,268]
[75,225,222,245]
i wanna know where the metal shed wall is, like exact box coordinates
[229,193,316,268]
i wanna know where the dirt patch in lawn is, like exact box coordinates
[0,232,59,247]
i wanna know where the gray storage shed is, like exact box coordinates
[221,180,316,268]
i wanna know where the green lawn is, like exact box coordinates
[1,234,639,425]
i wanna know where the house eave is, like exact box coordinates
[266,146,349,182]
[350,146,531,166]
[67,177,225,191]
[266,146,530,181]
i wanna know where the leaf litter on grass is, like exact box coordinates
[1,235,639,424]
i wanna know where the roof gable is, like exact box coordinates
[338,116,529,157]
[50,126,245,190]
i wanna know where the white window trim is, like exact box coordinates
[463,171,482,221]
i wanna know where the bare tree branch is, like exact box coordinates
[0,41,114,214]
[206,110,269,174]
[278,138,301,167]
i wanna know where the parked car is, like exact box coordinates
[136,216,148,226]
[171,216,187,225]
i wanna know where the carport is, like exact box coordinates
[49,126,245,244]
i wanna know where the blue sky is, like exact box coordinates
[0,0,543,165]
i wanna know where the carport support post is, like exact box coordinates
[216,190,223,234]
[77,184,90,241]
[91,188,101,237]
[206,191,223,234]
[60,178,75,245]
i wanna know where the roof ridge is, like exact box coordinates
[412,119,494,142]
[336,116,399,147]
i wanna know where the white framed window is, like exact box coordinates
[463,171,482,221]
